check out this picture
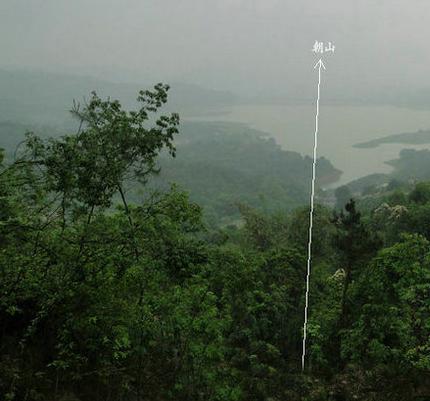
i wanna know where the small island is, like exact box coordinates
[353,129,430,148]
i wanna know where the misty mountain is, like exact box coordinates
[354,129,430,148]
[0,68,237,126]
[148,121,341,224]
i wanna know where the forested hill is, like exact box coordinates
[149,121,341,223]
[0,118,341,225]
[354,129,430,148]
[335,147,430,201]
[0,69,237,125]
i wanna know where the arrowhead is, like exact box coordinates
[314,59,326,70]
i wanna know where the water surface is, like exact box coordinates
[188,104,430,185]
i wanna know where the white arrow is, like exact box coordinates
[302,58,326,372]
[314,58,326,71]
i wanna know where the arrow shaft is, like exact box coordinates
[301,64,322,372]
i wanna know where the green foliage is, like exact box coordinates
[22,84,179,211]
[287,204,336,259]
[339,234,430,397]
[148,121,341,224]
[1,90,430,401]
[388,148,430,181]
[335,185,352,210]
[409,182,430,204]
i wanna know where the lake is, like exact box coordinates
[187,103,430,186]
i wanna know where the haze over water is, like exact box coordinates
[188,103,430,185]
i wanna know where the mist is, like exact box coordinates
[1,0,430,99]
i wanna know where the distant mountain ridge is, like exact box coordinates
[0,68,237,126]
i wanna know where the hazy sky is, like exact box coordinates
[1,0,429,96]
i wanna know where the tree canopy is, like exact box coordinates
[0,88,429,401]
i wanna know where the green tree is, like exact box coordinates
[334,185,352,210]
[342,234,430,399]
[331,199,381,368]
[409,182,430,204]
[0,86,182,400]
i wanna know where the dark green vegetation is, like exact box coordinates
[149,121,340,225]
[0,88,429,401]
[354,129,430,148]
[387,148,430,181]
[0,69,341,225]
[341,148,430,201]
[0,119,341,226]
